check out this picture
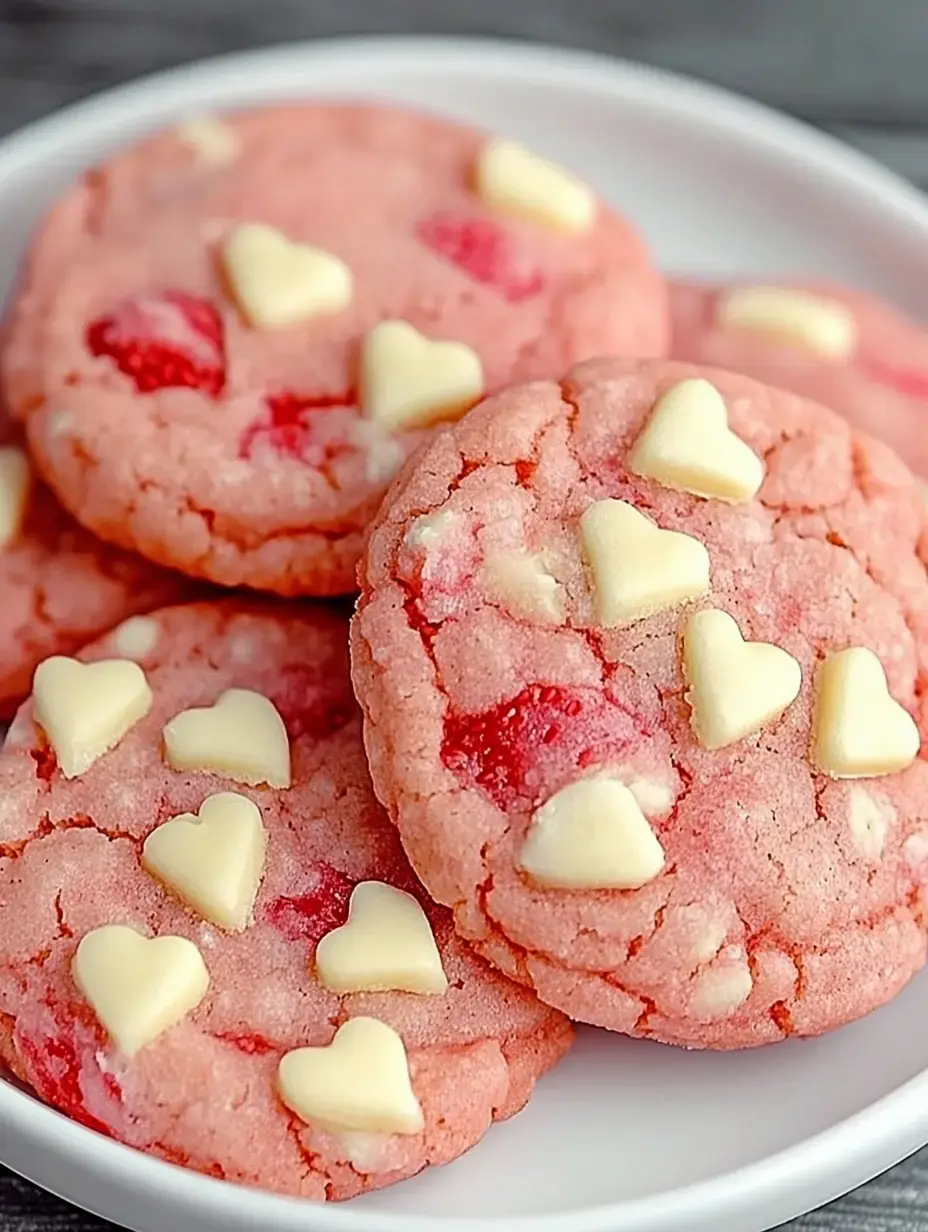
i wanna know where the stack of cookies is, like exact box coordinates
[0,101,926,1201]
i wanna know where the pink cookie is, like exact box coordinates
[0,407,191,718]
[670,280,928,475]
[352,357,928,1049]
[4,102,667,595]
[0,600,571,1200]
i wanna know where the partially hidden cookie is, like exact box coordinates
[3,102,667,595]
[0,600,571,1199]
[0,405,191,718]
[352,358,928,1049]
[670,280,928,476]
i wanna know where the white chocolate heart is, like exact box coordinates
[847,785,893,860]
[630,379,765,503]
[315,881,447,995]
[33,656,153,779]
[476,137,596,233]
[0,446,32,550]
[480,550,566,624]
[163,688,291,788]
[223,223,353,330]
[360,320,484,432]
[718,286,857,359]
[690,953,753,1020]
[277,1017,423,1135]
[812,647,920,778]
[110,615,159,661]
[73,924,209,1056]
[520,778,665,889]
[580,499,710,627]
[176,113,240,164]
[683,608,802,749]
[405,509,458,551]
[142,792,268,931]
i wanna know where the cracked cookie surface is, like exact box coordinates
[3,102,666,595]
[0,600,571,1199]
[0,407,191,718]
[351,357,928,1049]
[671,280,928,477]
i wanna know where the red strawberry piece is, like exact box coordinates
[268,664,356,742]
[238,391,354,463]
[441,683,651,810]
[86,290,226,397]
[263,863,355,947]
[417,213,545,303]
[15,999,121,1136]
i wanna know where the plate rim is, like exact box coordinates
[2,32,928,1232]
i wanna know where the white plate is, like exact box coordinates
[2,33,928,1232]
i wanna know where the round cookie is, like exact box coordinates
[670,280,928,475]
[0,600,572,1200]
[352,357,928,1049]
[0,407,191,718]
[4,102,667,595]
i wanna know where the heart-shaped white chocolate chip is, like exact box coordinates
[223,223,353,330]
[480,550,566,624]
[0,446,31,550]
[33,656,153,779]
[717,286,857,359]
[812,647,920,778]
[476,137,596,233]
[360,320,484,433]
[580,499,710,628]
[176,113,240,164]
[163,688,291,788]
[142,792,268,932]
[520,778,665,890]
[690,954,753,1020]
[315,881,447,995]
[630,379,765,503]
[110,615,159,662]
[683,609,802,749]
[278,1016,424,1135]
[73,924,209,1057]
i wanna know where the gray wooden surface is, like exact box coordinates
[1,0,927,1229]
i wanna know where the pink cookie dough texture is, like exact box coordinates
[0,601,572,1199]
[670,280,928,476]
[351,356,928,1049]
[2,101,667,596]
[0,407,191,718]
